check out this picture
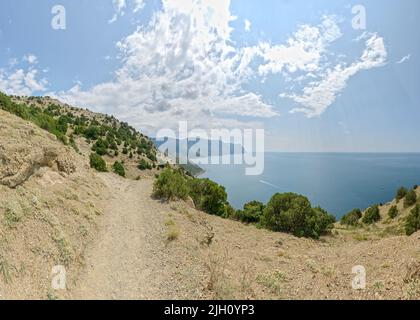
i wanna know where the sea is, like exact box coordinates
[198,153,420,218]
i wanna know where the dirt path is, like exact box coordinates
[69,174,178,299]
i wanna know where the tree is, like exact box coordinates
[112,161,125,177]
[404,190,417,208]
[388,205,398,219]
[152,168,189,201]
[188,178,228,217]
[89,153,107,172]
[232,201,265,223]
[396,187,408,202]
[261,193,335,239]
[341,209,362,226]
[406,205,420,236]
[405,205,420,236]
[362,205,380,224]
[138,159,152,170]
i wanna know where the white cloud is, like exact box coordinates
[284,33,387,117]
[0,67,48,96]
[257,16,342,77]
[133,0,145,13]
[244,19,251,32]
[396,54,411,64]
[54,4,388,134]
[109,0,126,23]
[58,0,278,134]
[23,54,38,65]
[109,0,145,23]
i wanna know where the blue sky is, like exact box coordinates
[0,0,419,152]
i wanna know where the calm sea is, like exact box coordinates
[198,153,420,218]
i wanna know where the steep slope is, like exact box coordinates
[0,109,108,299]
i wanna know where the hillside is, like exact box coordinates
[0,93,419,300]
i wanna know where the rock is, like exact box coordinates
[56,152,76,175]
[404,261,420,283]
[0,144,59,188]
[185,196,195,209]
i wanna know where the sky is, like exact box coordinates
[0,0,419,152]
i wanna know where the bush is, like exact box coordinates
[404,190,417,208]
[89,153,107,172]
[138,159,152,171]
[261,193,335,239]
[341,209,362,226]
[232,201,265,223]
[152,168,189,201]
[396,187,408,202]
[112,161,125,177]
[405,205,420,236]
[362,205,380,224]
[188,178,228,217]
[388,205,398,219]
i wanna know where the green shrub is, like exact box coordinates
[388,205,398,219]
[188,178,228,217]
[362,205,380,224]
[138,159,152,170]
[152,168,189,201]
[405,205,420,236]
[92,138,108,156]
[396,187,408,202]
[404,190,417,208]
[89,153,107,172]
[261,193,335,239]
[232,201,265,223]
[112,161,125,177]
[341,209,362,226]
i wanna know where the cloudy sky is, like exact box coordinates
[0,0,419,151]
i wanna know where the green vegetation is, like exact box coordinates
[1,92,159,175]
[89,153,107,172]
[388,205,399,219]
[231,201,265,224]
[138,159,153,171]
[396,187,408,202]
[404,190,417,208]
[261,193,335,239]
[362,205,381,224]
[188,178,228,217]
[152,168,189,201]
[0,92,68,144]
[153,168,335,239]
[340,209,362,226]
[405,204,420,236]
[179,162,205,177]
[112,161,126,177]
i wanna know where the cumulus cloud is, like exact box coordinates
[55,2,387,134]
[58,0,278,134]
[0,67,48,96]
[257,16,342,77]
[284,33,387,117]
